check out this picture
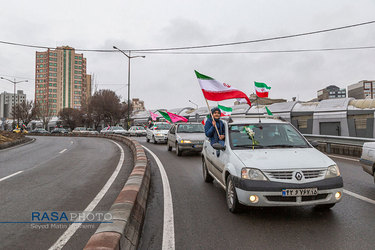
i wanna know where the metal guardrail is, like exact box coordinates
[303,134,375,154]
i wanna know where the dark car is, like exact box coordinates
[51,128,69,134]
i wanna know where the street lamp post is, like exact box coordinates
[0,77,28,128]
[113,46,145,130]
[189,100,199,109]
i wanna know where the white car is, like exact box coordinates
[100,126,128,135]
[146,122,171,144]
[360,142,375,183]
[128,126,147,137]
[167,122,206,156]
[202,117,343,213]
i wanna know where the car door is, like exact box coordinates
[168,125,176,148]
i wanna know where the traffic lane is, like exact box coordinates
[138,150,164,250]
[138,140,375,250]
[0,137,133,250]
[330,156,375,200]
[0,136,76,178]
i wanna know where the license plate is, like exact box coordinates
[282,188,318,197]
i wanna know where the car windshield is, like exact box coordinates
[136,126,145,130]
[177,124,204,133]
[229,123,310,149]
[112,126,124,130]
[154,124,171,130]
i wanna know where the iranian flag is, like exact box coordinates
[195,70,251,106]
[254,81,271,98]
[218,105,232,116]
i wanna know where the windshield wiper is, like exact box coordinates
[233,145,264,148]
[264,144,306,148]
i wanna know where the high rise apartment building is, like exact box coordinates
[35,46,91,116]
[0,90,26,119]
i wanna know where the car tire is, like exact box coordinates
[314,203,336,210]
[167,142,172,151]
[176,145,182,156]
[146,137,150,143]
[226,175,242,213]
[153,136,157,144]
[202,158,213,183]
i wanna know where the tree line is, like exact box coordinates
[8,89,131,130]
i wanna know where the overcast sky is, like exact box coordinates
[1,0,375,110]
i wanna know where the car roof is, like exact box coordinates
[176,122,202,125]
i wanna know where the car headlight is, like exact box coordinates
[156,133,163,136]
[180,140,192,143]
[325,165,340,178]
[241,168,268,181]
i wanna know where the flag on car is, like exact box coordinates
[195,70,251,106]
[158,110,172,123]
[149,111,158,121]
[265,106,273,116]
[254,81,271,98]
[218,105,232,116]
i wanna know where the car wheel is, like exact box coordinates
[202,158,213,183]
[226,175,242,213]
[146,136,150,142]
[153,136,157,144]
[176,145,182,156]
[167,142,172,151]
[314,203,336,210]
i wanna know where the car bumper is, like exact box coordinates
[154,136,167,142]
[233,176,343,207]
[177,143,203,152]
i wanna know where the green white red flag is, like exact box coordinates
[195,70,251,106]
[254,81,271,98]
[218,105,232,116]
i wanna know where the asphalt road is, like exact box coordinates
[0,136,133,250]
[138,138,375,250]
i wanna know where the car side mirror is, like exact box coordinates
[212,143,226,151]
[309,140,319,148]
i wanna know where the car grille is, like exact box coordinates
[264,169,326,181]
[302,169,326,179]
[264,171,293,180]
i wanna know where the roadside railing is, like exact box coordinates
[303,134,375,157]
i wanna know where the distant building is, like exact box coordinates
[317,85,346,101]
[0,90,26,119]
[35,46,91,117]
[348,80,375,99]
[132,98,145,112]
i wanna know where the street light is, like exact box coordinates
[0,77,28,127]
[189,100,198,109]
[113,46,145,130]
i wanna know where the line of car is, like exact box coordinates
[146,117,344,213]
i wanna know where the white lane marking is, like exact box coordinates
[142,145,175,250]
[344,189,375,205]
[0,171,23,182]
[328,154,359,162]
[59,149,67,154]
[49,140,125,250]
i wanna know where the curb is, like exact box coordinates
[0,136,34,150]
[28,133,150,249]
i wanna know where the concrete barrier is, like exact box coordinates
[27,133,150,249]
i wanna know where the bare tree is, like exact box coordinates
[12,100,38,126]
[36,104,52,130]
[59,108,83,130]
[88,89,123,129]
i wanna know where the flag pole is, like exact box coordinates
[204,98,221,137]
[256,93,261,123]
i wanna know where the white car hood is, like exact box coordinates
[233,148,335,170]
[177,133,205,141]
